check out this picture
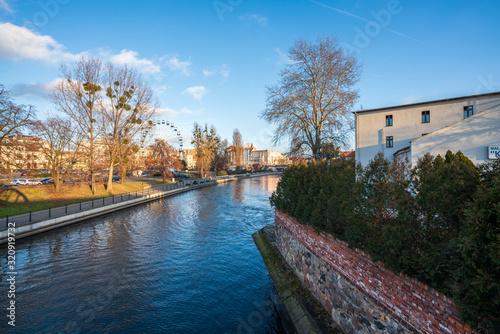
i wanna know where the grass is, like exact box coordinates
[0,181,158,217]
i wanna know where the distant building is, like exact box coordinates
[251,149,290,167]
[180,149,197,169]
[228,143,256,168]
[339,151,355,159]
[0,135,46,171]
[354,91,500,166]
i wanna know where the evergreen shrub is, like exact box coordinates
[270,152,499,332]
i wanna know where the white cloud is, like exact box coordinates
[203,69,215,77]
[0,22,81,63]
[240,14,269,27]
[11,79,62,98]
[154,85,168,94]
[109,49,160,74]
[157,107,199,117]
[202,64,230,82]
[400,95,421,105]
[275,47,292,66]
[220,64,230,80]
[0,0,13,14]
[182,86,208,102]
[164,56,191,76]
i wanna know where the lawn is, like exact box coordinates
[0,181,157,217]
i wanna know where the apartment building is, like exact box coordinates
[354,91,500,166]
[0,135,47,171]
[251,149,289,167]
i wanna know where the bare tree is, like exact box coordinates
[232,129,243,169]
[261,35,361,159]
[0,85,35,170]
[51,57,104,194]
[33,117,82,192]
[191,123,219,178]
[212,138,229,175]
[100,64,157,192]
[145,139,180,183]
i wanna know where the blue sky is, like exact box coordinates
[1,0,499,152]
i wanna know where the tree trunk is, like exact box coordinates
[107,165,114,193]
[53,170,61,192]
[120,166,126,184]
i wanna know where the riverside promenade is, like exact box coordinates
[0,172,281,243]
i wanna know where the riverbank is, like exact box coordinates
[0,181,152,217]
[252,225,342,334]
[0,172,281,244]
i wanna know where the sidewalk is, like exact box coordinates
[0,181,188,230]
[0,172,281,231]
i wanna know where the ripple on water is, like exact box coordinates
[0,176,284,334]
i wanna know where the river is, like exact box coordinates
[0,175,285,333]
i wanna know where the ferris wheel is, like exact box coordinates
[139,119,184,154]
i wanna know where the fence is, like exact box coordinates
[0,172,281,230]
[0,180,195,229]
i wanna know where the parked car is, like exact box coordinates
[104,176,121,182]
[20,171,28,177]
[40,178,54,184]
[27,179,42,185]
[12,179,29,185]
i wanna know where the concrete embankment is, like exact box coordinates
[0,172,280,244]
[252,225,342,334]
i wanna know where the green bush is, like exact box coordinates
[270,151,499,332]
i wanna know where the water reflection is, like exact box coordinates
[0,175,284,334]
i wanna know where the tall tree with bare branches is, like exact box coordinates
[0,84,35,169]
[191,123,220,178]
[100,64,157,192]
[51,57,103,194]
[32,117,82,192]
[232,129,243,169]
[261,35,361,159]
[145,139,181,182]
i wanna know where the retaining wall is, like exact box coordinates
[275,210,475,334]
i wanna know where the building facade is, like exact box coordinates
[354,91,500,166]
[251,149,289,167]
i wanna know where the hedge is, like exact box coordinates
[270,151,500,332]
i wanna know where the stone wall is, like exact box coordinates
[275,210,475,334]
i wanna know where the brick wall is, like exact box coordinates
[275,210,475,334]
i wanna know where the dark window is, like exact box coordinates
[464,105,474,118]
[386,115,393,126]
[386,136,393,148]
[422,110,430,123]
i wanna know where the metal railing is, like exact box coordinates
[0,172,280,230]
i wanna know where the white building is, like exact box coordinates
[354,91,500,166]
[251,149,289,167]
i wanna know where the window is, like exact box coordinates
[464,105,474,118]
[386,115,393,126]
[421,110,430,123]
[386,136,393,148]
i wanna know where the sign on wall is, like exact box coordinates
[489,145,500,159]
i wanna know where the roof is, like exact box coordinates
[340,151,355,158]
[353,91,500,114]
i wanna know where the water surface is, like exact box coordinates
[0,176,284,333]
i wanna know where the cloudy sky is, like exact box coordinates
[1,0,499,151]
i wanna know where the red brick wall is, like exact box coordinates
[275,210,475,334]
